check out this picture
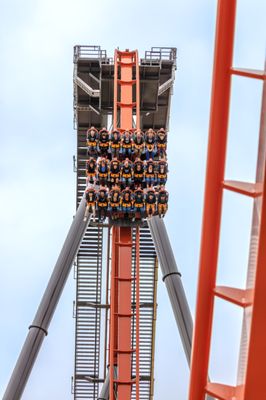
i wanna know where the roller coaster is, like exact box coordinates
[3,1,266,399]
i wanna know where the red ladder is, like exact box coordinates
[109,49,140,400]
[188,1,266,399]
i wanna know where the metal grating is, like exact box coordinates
[73,48,106,399]
[74,225,104,399]
[131,226,157,400]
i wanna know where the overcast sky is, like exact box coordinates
[0,0,266,399]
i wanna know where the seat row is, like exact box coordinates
[86,157,168,189]
[84,185,169,222]
[86,127,167,160]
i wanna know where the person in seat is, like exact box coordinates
[145,188,157,218]
[98,128,110,156]
[109,157,121,187]
[157,187,169,218]
[121,158,133,187]
[133,188,145,218]
[145,128,156,160]
[97,157,109,186]
[132,129,145,158]
[110,129,121,157]
[84,186,97,222]
[121,187,134,217]
[156,128,167,158]
[133,158,145,187]
[121,130,133,159]
[145,160,157,188]
[97,187,108,221]
[85,157,97,185]
[157,159,168,187]
[86,127,98,156]
[109,185,121,220]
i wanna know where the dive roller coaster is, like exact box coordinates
[3,1,266,399]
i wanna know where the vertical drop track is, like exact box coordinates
[109,50,141,400]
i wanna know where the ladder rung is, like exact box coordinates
[115,312,133,317]
[117,61,135,67]
[118,80,136,85]
[115,241,133,246]
[117,102,136,108]
[214,286,253,307]
[114,348,136,354]
[113,379,136,385]
[115,276,135,281]
[205,382,240,400]
[222,180,263,197]
[230,67,266,80]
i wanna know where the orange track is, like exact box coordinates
[109,50,140,400]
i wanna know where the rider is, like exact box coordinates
[121,187,133,216]
[120,130,133,159]
[84,186,97,222]
[133,188,145,218]
[157,159,168,187]
[132,129,145,158]
[85,157,97,185]
[97,157,109,186]
[86,126,98,155]
[109,185,121,220]
[98,128,110,156]
[109,157,121,187]
[97,187,109,222]
[145,160,156,188]
[157,187,169,218]
[145,188,157,218]
[145,128,156,160]
[156,128,167,158]
[121,158,133,188]
[110,129,121,157]
[133,158,145,187]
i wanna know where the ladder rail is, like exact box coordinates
[189,3,237,397]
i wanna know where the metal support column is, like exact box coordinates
[188,1,237,398]
[3,198,90,400]
[148,217,193,363]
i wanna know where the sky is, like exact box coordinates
[0,0,265,399]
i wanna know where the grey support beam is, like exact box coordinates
[148,216,193,363]
[98,368,117,400]
[74,76,100,97]
[158,77,174,96]
[3,198,90,400]
[148,217,214,400]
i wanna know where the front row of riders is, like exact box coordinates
[84,185,169,222]
[86,127,167,160]
[86,157,168,188]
